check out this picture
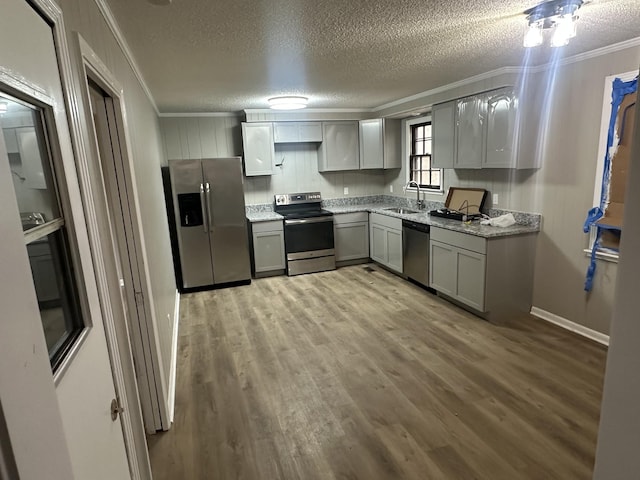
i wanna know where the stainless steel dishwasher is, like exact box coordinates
[402,220,430,287]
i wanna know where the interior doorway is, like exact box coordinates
[83,69,170,434]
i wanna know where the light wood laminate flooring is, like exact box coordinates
[148,264,607,479]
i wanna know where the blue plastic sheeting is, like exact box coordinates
[583,76,637,292]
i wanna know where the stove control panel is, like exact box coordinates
[274,192,322,206]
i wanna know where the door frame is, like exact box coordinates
[32,0,155,477]
[72,31,170,436]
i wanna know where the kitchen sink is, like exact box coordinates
[384,207,418,214]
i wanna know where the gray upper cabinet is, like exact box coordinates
[455,95,485,169]
[318,121,360,172]
[359,118,401,170]
[432,101,455,169]
[483,87,518,168]
[242,122,275,176]
[273,122,322,143]
[359,119,384,169]
[432,87,530,170]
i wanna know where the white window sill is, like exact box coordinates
[583,248,619,264]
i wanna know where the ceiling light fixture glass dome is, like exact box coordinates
[268,96,308,110]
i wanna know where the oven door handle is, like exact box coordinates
[285,217,333,225]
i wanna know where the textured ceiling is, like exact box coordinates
[103,0,640,113]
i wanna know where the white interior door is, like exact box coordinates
[0,1,131,478]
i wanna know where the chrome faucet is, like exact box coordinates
[404,181,425,209]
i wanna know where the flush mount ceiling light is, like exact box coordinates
[523,0,583,48]
[268,96,308,110]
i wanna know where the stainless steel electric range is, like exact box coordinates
[274,192,336,276]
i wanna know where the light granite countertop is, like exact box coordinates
[247,198,540,239]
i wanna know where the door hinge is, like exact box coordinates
[110,398,124,421]
[134,290,144,306]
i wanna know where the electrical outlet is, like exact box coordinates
[493,193,499,205]
[390,185,393,193]
[344,187,349,195]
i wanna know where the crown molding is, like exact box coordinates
[373,66,527,113]
[374,36,640,114]
[159,112,242,118]
[244,108,373,114]
[93,0,159,115]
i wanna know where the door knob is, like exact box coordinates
[110,398,124,421]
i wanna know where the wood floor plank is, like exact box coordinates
[149,264,606,480]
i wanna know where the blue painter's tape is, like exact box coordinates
[584,76,637,291]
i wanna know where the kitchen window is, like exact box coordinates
[2,93,85,371]
[408,119,441,191]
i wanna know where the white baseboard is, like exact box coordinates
[167,289,180,424]
[530,306,609,346]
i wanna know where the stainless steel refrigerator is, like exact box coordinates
[169,157,251,289]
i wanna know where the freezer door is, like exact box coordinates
[203,157,251,284]
[169,159,214,288]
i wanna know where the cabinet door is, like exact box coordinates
[3,128,19,153]
[242,122,275,176]
[359,119,383,169]
[430,240,457,296]
[370,223,387,264]
[484,88,518,168]
[253,230,285,272]
[386,228,403,273]
[335,222,369,261]
[298,122,322,142]
[455,96,485,169]
[455,249,486,311]
[432,101,455,169]
[273,123,298,143]
[318,121,360,171]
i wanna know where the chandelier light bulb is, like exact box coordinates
[523,22,544,48]
[551,15,577,47]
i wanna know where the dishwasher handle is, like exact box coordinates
[402,220,430,234]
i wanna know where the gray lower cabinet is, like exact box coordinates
[334,212,369,263]
[369,213,402,273]
[430,234,486,311]
[251,220,285,275]
[429,226,536,320]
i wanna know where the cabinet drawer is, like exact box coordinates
[334,211,368,224]
[251,220,283,234]
[369,212,402,231]
[431,227,486,254]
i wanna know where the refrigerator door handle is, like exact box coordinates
[200,183,208,233]
[205,182,212,231]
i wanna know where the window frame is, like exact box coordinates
[405,115,443,193]
[1,89,90,374]
[586,70,638,263]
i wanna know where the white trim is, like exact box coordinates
[375,36,640,115]
[92,0,159,115]
[72,32,152,480]
[583,248,619,264]
[244,107,372,114]
[375,66,525,112]
[167,289,180,423]
[159,111,242,118]
[530,307,610,346]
